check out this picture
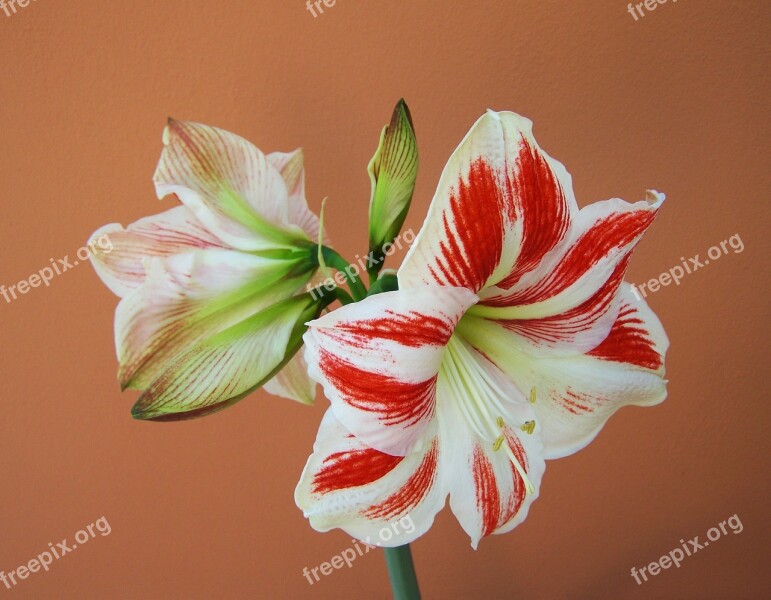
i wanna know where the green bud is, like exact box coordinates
[367,99,418,262]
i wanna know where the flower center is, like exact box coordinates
[440,336,535,495]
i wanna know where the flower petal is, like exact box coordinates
[88,206,226,297]
[437,337,545,548]
[116,249,309,390]
[132,294,319,420]
[444,406,544,549]
[461,255,630,357]
[154,119,308,250]
[460,284,668,458]
[303,287,478,456]
[399,110,576,294]
[267,149,323,242]
[476,191,664,318]
[263,349,317,405]
[295,409,445,547]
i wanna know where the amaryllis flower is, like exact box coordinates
[295,111,668,548]
[89,119,331,419]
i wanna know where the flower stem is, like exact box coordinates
[319,246,368,301]
[333,288,355,305]
[384,545,421,600]
[366,272,399,296]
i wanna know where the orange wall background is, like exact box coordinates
[1,1,768,598]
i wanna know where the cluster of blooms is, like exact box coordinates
[89,101,668,549]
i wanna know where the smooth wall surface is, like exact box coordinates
[1,1,768,598]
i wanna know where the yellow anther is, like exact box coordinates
[529,387,537,404]
[493,435,505,451]
[520,421,535,435]
[496,416,505,429]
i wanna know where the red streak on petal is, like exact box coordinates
[335,309,454,348]
[473,445,502,537]
[432,159,507,292]
[312,447,404,494]
[499,256,629,344]
[588,304,663,370]
[365,439,439,519]
[497,139,571,289]
[167,120,221,186]
[492,207,658,307]
[502,430,529,524]
[319,349,437,428]
[561,389,594,415]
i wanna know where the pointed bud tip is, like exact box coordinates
[130,403,148,420]
[394,99,414,130]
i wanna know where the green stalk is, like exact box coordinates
[333,288,355,305]
[319,246,368,301]
[367,272,399,297]
[384,545,421,600]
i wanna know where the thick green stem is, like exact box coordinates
[367,273,399,296]
[319,246,368,301]
[333,288,355,305]
[384,545,421,600]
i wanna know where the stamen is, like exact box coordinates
[495,416,535,494]
[502,441,535,495]
[529,387,537,404]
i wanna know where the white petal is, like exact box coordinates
[399,111,577,294]
[154,120,309,251]
[88,206,226,297]
[436,337,545,548]
[460,284,669,458]
[132,295,317,420]
[295,409,446,547]
[116,249,307,390]
[303,287,477,456]
[475,191,664,319]
[267,149,323,243]
[263,350,317,405]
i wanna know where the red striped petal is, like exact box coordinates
[588,294,665,371]
[400,111,577,295]
[303,287,476,456]
[295,410,445,547]
[312,444,405,494]
[364,440,439,520]
[489,255,630,355]
[495,138,572,289]
[485,195,661,309]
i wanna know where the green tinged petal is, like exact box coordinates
[131,292,330,421]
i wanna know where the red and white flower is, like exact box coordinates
[295,111,668,547]
[89,120,327,419]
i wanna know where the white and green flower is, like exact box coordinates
[89,120,330,419]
